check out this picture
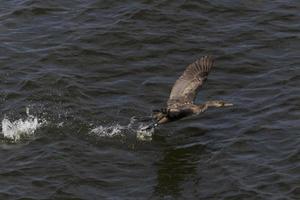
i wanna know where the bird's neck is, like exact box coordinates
[204,100,219,107]
[193,104,208,114]
[194,101,218,113]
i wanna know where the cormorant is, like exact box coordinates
[147,56,232,129]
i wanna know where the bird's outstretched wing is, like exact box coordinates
[167,56,214,108]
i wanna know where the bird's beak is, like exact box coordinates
[224,103,233,107]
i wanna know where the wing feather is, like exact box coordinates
[167,56,214,107]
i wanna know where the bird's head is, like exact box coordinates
[206,100,233,107]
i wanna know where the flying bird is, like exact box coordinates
[144,56,232,130]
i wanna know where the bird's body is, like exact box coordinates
[149,55,232,128]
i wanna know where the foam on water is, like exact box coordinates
[90,124,124,137]
[1,108,45,142]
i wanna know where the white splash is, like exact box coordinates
[90,124,123,137]
[1,108,45,142]
[136,124,154,141]
[90,117,155,141]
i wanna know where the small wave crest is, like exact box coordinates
[1,108,46,142]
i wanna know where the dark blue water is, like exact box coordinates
[0,1,299,199]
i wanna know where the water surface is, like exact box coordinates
[0,0,299,199]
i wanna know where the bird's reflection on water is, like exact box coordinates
[152,133,208,198]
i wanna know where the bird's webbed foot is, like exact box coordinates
[140,122,158,131]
